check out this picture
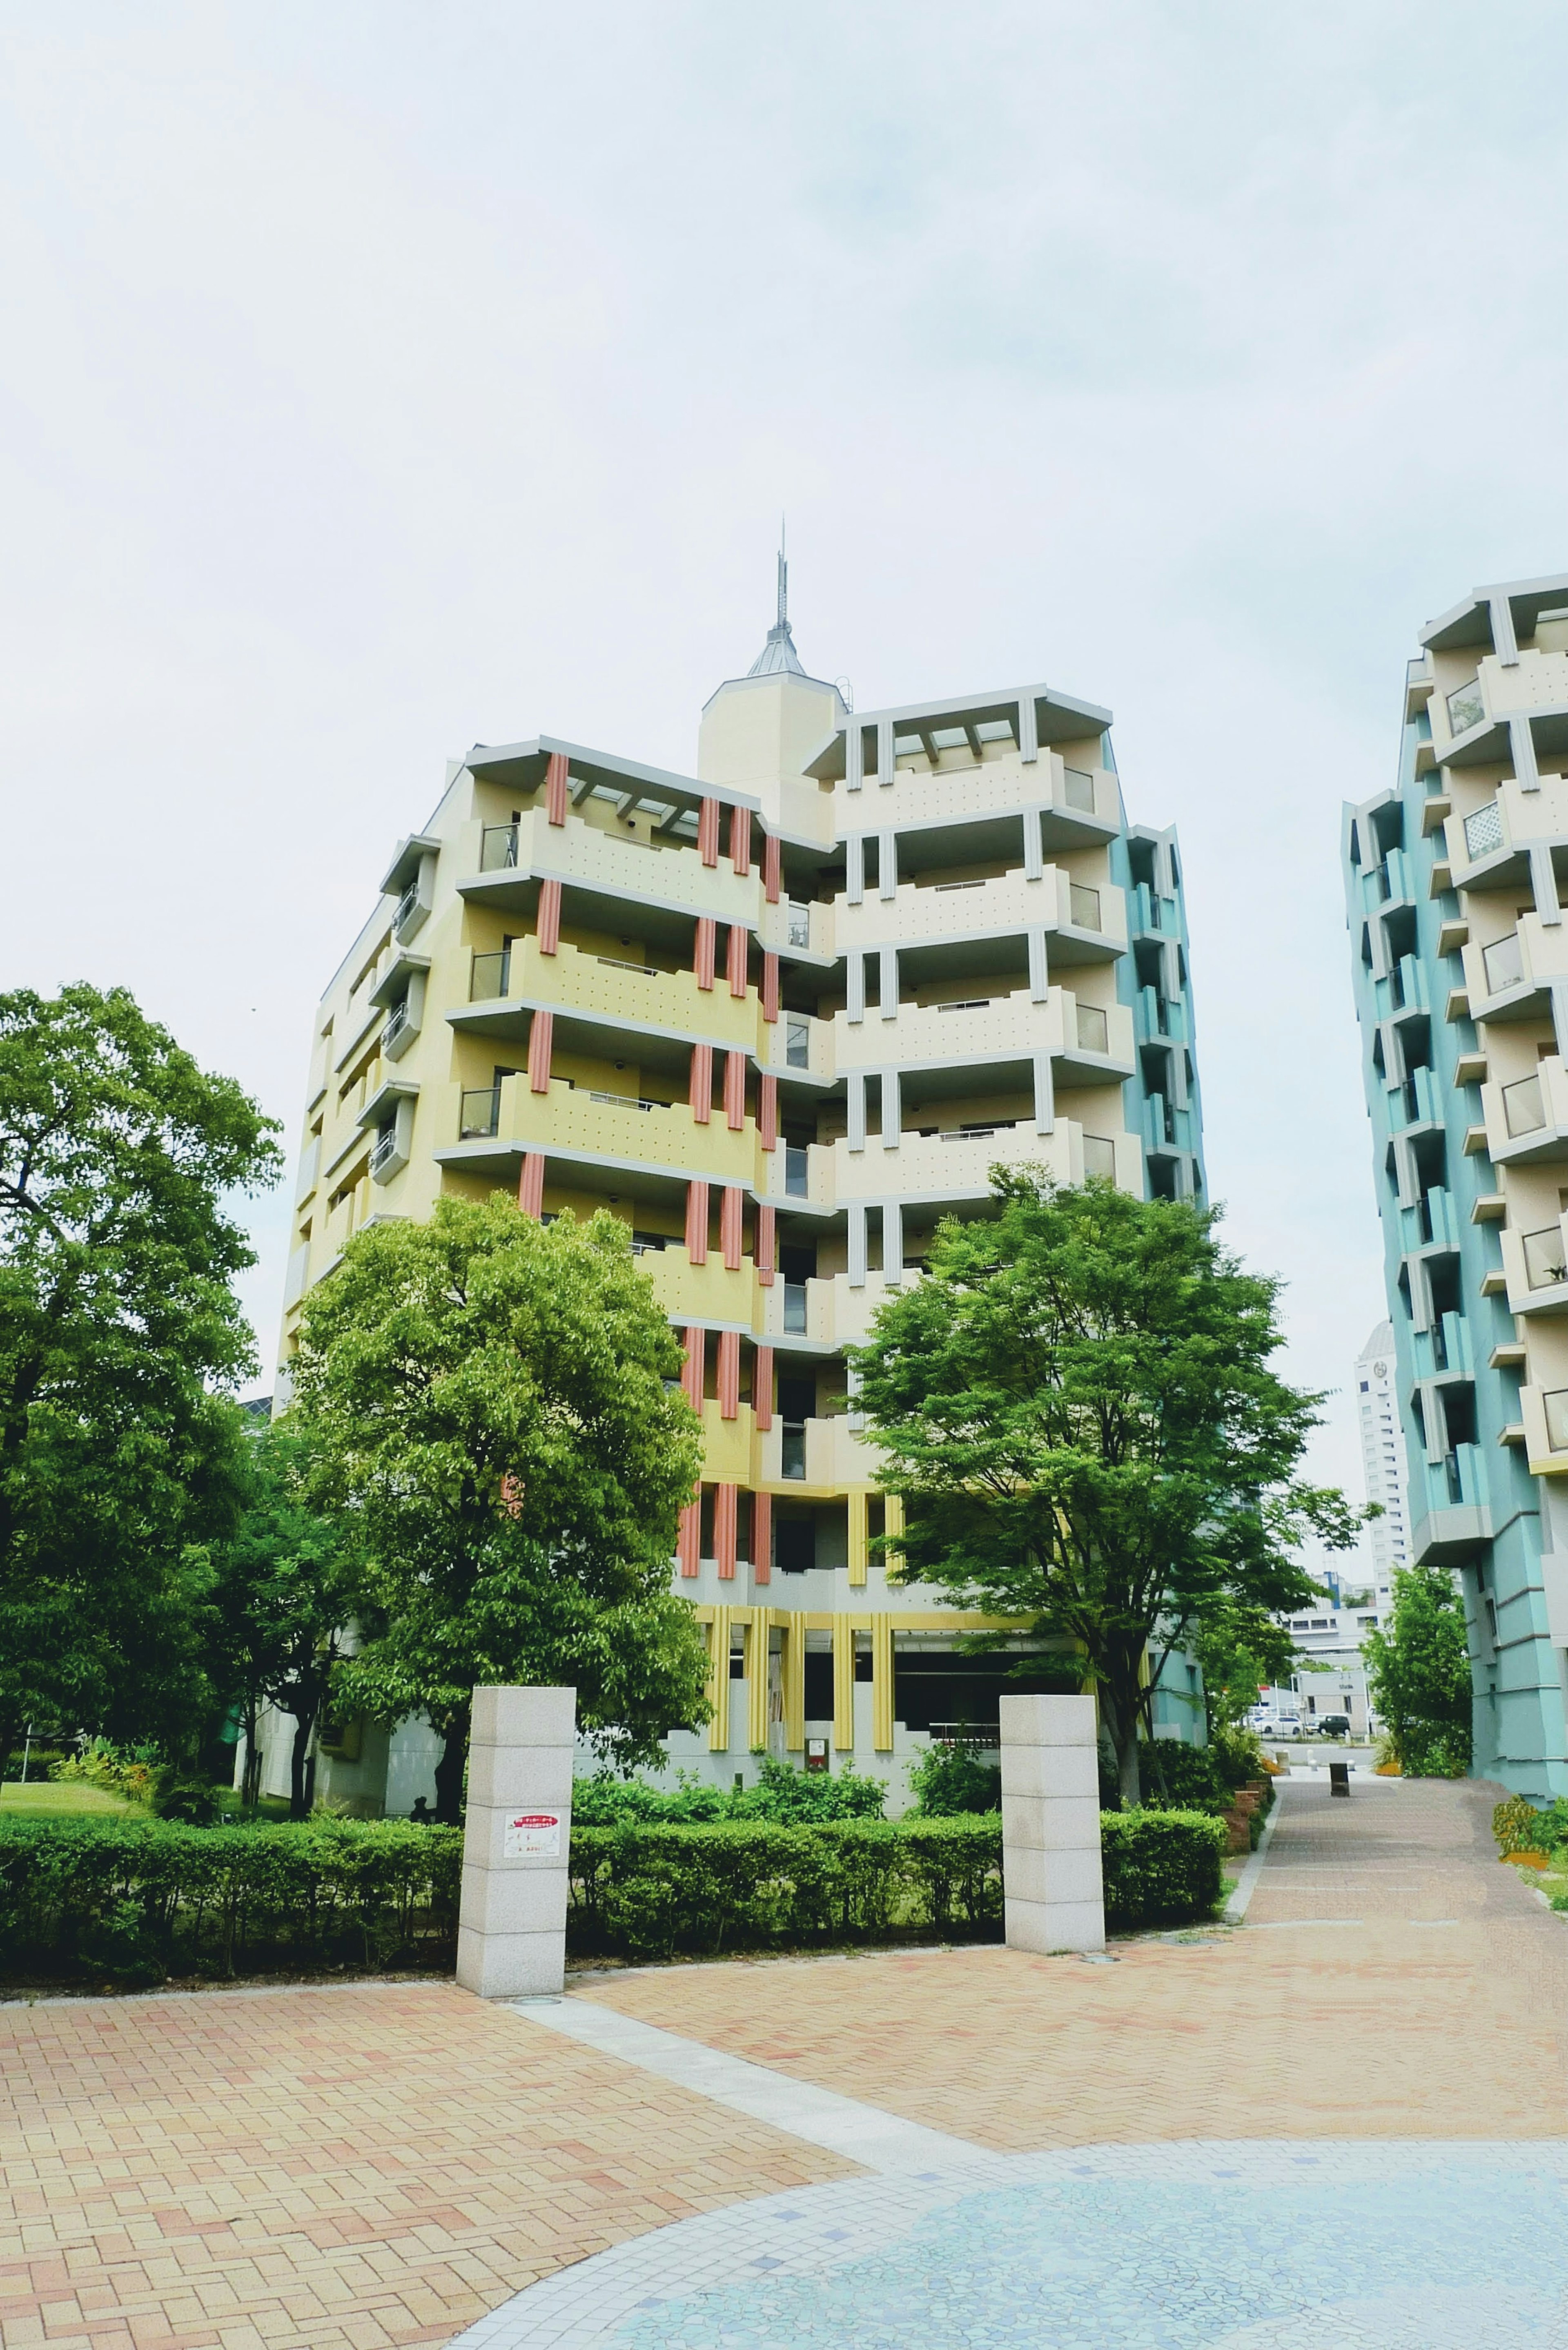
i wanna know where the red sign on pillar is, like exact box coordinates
[720,1184,743,1269]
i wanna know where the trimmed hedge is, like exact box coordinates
[0,1805,1226,1984]
[0,1817,462,1986]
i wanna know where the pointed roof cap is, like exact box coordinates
[746,535,806,677]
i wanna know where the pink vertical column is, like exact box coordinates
[677,1495,701,1579]
[720,1185,743,1269]
[518,1154,546,1219]
[689,1043,713,1122]
[698,798,720,865]
[682,1325,705,1411]
[729,807,751,876]
[714,1483,737,1580]
[545,751,569,826]
[762,952,779,1023]
[685,1181,710,1262]
[753,1344,773,1430]
[763,833,781,904]
[526,1008,553,1093]
[717,1328,740,1418]
[537,878,562,956]
[759,1073,778,1153]
[724,1050,746,1129]
[726,926,748,997]
[757,1204,776,1285]
[695,918,717,990]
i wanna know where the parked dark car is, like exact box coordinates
[1315,1713,1352,1738]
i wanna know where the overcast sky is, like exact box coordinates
[4,2,1567,1541]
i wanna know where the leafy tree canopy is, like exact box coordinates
[292,1195,711,1816]
[1363,1560,1473,1776]
[0,984,281,1754]
[851,1173,1361,1803]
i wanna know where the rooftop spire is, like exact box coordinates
[746,519,806,678]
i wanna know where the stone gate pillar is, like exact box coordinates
[999,1692,1106,1955]
[457,1685,576,1999]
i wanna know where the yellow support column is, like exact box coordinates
[707,1603,732,1752]
[745,1606,771,1752]
[780,1612,805,1752]
[831,1612,856,1750]
[883,1491,904,1576]
[846,1488,869,1587]
[871,1614,895,1752]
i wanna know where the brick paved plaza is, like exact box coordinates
[3,1778,1566,2348]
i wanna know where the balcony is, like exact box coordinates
[1406,1184,1461,1253]
[1482,1055,1568,1167]
[1386,955,1428,1018]
[1446,679,1486,738]
[460,807,753,935]
[834,985,1134,1081]
[1129,882,1172,937]
[1396,1064,1444,1131]
[1522,1382,1568,1473]
[1462,798,1504,862]
[470,949,511,1001]
[1501,1216,1568,1314]
[836,865,1126,963]
[454,937,760,1057]
[459,1084,502,1140]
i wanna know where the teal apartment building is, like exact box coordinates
[1345,571,1568,1798]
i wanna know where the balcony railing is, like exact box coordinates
[588,1090,664,1114]
[780,1423,807,1479]
[1447,679,1486,737]
[394,881,420,934]
[597,954,657,976]
[370,1126,399,1175]
[1068,883,1101,931]
[1546,1391,1568,1453]
[1523,1224,1568,1289]
[1463,800,1504,860]
[938,997,992,1012]
[786,902,812,948]
[480,824,520,871]
[1503,1073,1546,1137]
[947,1121,1018,1142]
[459,1084,502,1139]
[786,1018,810,1069]
[1483,932,1525,995]
[1062,767,1096,812]
[783,1282,808,1333]
[1075,1003,1109,1053]
[470,950,512,1001]
[784,1146,808,1197]
[383,998,410,1049]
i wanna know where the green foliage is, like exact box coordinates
[1363,1562,1473,1777]
[907,1741,1002,1817]
[850,1173,1358,1807]
[51,1739,160,1804]
[572,1758,887,1826]
[1100,1808,1227,1925]
[1135,1741,1226,1812]
[0,1816,461,1984]
[1192,1596,1300,1737]
[1493,1794,1544,1855]
[207,1420,368,1816]
[0,983,280,1756]
[294,1197,711,1814]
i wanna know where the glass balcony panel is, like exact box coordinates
[1062,767,1096,812]
[480,824,519,871]
[784,1146,809,1197]
[1483,932,1525,994]
[1075,1003,1109,1053]
[1068,883,1101,931]
[786,1018,810,1069]
[780,1424,807,1479]
[470,950,511,1001]
[459,1085,501,1139]
[1447,680,1486,736]
[787,902,812,948]
[1463,800,1504,860]
[1503,1074,1546,1137]
[1082,1136,1116,1180]
[1546,1390,1568,1452]
[1523,1225,1567,1289]
[783,1283,807,1334]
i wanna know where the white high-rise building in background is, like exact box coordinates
[1356,1319,1411,1606]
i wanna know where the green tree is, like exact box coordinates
[1363,1560,1473,1775]
[292,1195,711,1820]
[1192,1594,1300,1737]
[851,1173,1359,1805]
[0,984,280,1761]
[209,1420,368,1816]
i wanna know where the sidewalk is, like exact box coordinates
[2,1777,1565,2348]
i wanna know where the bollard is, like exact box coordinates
[1329,1758,1350,1798]
[999,1692,1106,1955]
[457,1685,576,1998]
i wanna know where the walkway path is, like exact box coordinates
[3,1777,1566,2348]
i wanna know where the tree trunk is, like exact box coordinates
[288,1708,316,1820]
[1100,1679,1142,1808]
[432,1706,470,1825]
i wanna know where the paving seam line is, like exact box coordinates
[1224,1775,1287,1924]
[508,1993,989,2174]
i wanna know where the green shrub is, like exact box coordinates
[0,1817,461,1984]
[1493,1794,1543,1855]
[1102,1809,1226,1928]
[908,1742,1002,1817]
[572,1757,887,1828]
[1136,1742,1225,1812]
[51,1739,159,1805]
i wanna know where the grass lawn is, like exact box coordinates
[0,1780,141,1819]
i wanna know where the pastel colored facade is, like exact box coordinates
[265,591,1208,1810]
[1344,572,1568,1798]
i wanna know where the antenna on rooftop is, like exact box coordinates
[777,515,788,632]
